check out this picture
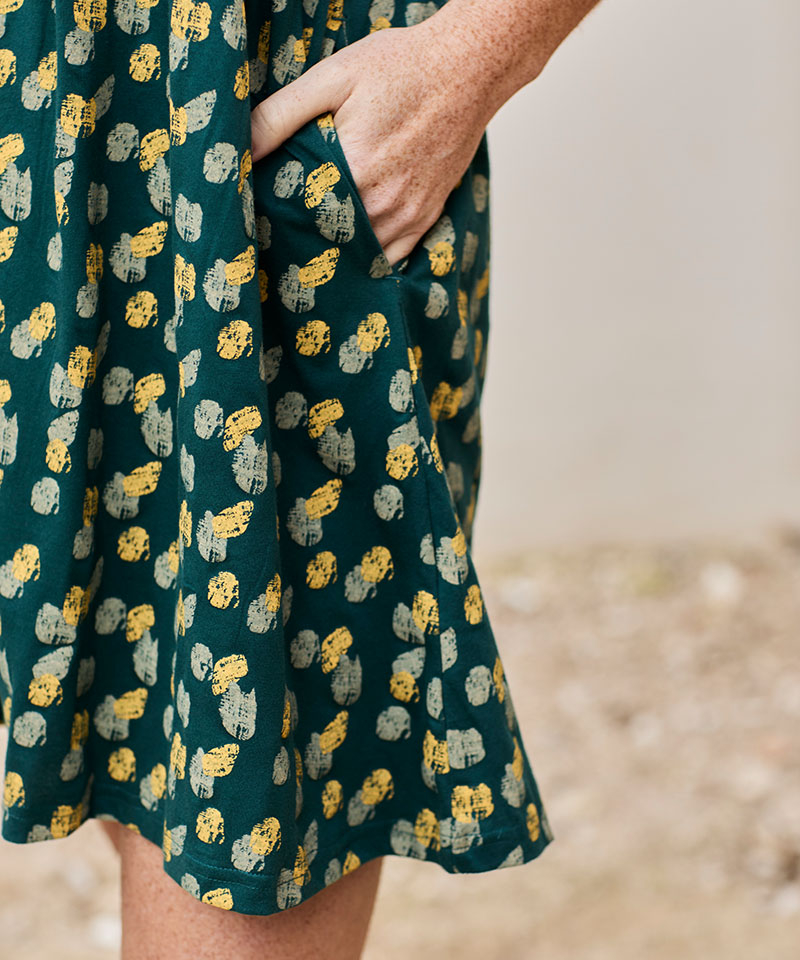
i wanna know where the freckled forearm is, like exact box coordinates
[427,0,603,123]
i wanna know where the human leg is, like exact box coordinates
[115,825,384,960]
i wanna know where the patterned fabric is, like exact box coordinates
[0,0,553,915]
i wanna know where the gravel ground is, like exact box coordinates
[2,536,799,959]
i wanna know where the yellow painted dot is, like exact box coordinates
[526,802,541,842]
[73,0,107,32]
[62,585,88,626]
[170,731,186,779]
[150,763,167,799]
[321,780,343,819]
[233,59,249,100]
[293,843,311,886]
[129,42,160,83]
[170,102,188,145]
[130,220,168,258]
[249,816,281,856]
[0,225,18,262]
[430,381,462,420]
[201,744,240,777]
[114,688,148,719]
[428,240,455,277]
[411,590,439,635]
[361,768,393,805]
[464,583,484,624]
[117,526,150,562]
[318,709,348,754]
[307,397,343,439]
[125,290,158,328]
[196,806,225,844]
[356,312,390,352]
[296,318,331,355]
[306,550,337,589]
[224,245,255,285]
[171,0,212,43]
[297,247,339,288]
[70,710,89,750]
[222,405,261,451]
[28,674,63,708]
[217,319,253,360]
[174,251,195,299]
[126,604,155,643]
[451,783,494,823]
[0,49,17,88]
[430,431,444,472]
[122,461,162,497]
[304,161,340,208]
[12,544,40,583]
[511,737,524,780]
[385,443,418,480]
[3,771,25,809]
[422,729,450,774]
[305,478,342,518]
[320,625,352,674]
[493,655,506,703]
[414,808,441,850]
[342,850,361,874]
[67,344,97,388]
[208,571,239,609]
[211,500,254,539]
[201,888,234,910]
[37,51,56,91]
[211,654,248,695]
[108,747,136,782]
[50,803,83,838]
[60,93,96,138]
[360,545,393,583]
[389,671,419,703]
[28,301,56,341]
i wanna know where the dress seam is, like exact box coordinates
[393,278,458,873]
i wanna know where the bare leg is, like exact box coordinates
[99,819,124,855]
[115,824,384,960]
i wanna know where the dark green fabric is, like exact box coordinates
[0,0,553,915]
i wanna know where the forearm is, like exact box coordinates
[427,0,603,123]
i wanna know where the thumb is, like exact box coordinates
[250,62,349,162]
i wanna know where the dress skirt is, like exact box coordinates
[0,0,553,915]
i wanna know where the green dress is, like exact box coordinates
[0,0,553,915]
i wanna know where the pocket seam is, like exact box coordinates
[316,114,406,275]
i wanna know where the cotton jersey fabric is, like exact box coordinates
[0,0,553,916]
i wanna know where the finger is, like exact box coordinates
[382,236,416,269]
[250,63,348,162]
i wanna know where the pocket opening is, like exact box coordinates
[311,111,401,277]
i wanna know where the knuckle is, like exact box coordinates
[250,99,286,151]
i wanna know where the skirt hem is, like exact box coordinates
[1,781,554,916]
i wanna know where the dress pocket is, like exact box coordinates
[251,107,419,393]
[314,112,400,269]
[284,111,403,280]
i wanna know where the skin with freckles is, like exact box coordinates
[250,0,602,265]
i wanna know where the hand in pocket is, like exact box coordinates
[250,17,490,267]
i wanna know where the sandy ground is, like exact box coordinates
[2,535,799,959]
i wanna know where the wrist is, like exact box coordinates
[421,1,551,124]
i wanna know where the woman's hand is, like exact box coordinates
[250,19,498,267]
[250,0,602,266]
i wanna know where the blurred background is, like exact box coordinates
[2,0,799,957]
[480,0,800,550]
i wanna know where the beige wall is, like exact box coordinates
[474,0,800,556]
